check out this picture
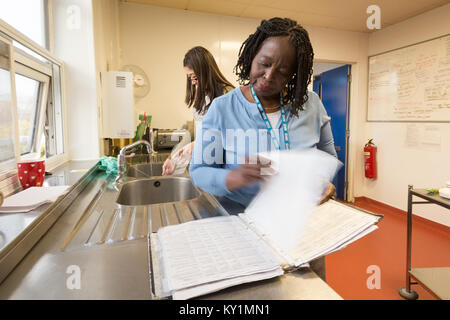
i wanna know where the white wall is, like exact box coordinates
[92,0,122,155]
[119,3,259,130]
[52,0,99,160]
[364,4,450,226]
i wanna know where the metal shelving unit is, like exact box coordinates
[399,185,450,300]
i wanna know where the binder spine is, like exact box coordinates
[149,233,171,299]
[237,214,298,269]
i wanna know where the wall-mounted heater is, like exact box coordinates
[100,71,134,138]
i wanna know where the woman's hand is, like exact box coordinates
[162,142,195,176]
[225,157,271,191]
[177,142,194,158]
[162,158,175,175]
[319,182,336,204]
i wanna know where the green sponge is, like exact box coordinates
[99,156,118,175]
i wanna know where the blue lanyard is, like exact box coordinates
[250,85,290,150]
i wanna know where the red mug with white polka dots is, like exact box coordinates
[17,159,45,189]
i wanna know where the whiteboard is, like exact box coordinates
[367,34,450,122]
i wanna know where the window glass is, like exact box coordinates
[0,40,16,163]
[15,74,41,155]
[0,0,47,48]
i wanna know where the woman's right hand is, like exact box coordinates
[225,157,271,191]
[162,158,175,175]
[177,142,194,158]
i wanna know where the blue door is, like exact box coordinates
[313,65,350,200]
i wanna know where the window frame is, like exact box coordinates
[0,16,69,175]
[14,62,51,157]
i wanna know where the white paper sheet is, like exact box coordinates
[245,149,342,251]
[0,186,70,213]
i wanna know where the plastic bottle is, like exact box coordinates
[142,114,151,154]
[134,113,147,142]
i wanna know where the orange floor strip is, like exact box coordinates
[325,197,450,300]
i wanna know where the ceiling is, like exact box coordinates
[120,0,449,33]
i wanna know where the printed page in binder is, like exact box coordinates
[286,201,380,266]
[157,216,283,292]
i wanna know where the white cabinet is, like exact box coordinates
[100,71,134,138]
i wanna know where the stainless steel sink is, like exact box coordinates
[126,163,163,178]
[125,153,170,166]
[116,177,200,206]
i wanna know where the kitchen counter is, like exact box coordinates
[0,160,98,254]
[0,159,342,300]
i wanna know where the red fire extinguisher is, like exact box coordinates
[364,139,377,179]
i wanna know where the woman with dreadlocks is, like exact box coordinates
[190,17,337,205]
[190,17,336,281]
[162,46,234,175]
[190,17,337,210]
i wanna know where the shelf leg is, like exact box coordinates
[399,185,418,300]
[398,287,418,300]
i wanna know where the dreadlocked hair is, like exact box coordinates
[234,17,314,116]
[184,46,234,115]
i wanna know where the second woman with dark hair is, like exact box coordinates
[162,46,234,175]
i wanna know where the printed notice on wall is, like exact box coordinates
[405,124,442,151]
[405,124,420,148]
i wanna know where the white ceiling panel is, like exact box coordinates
[120,0,449,32]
